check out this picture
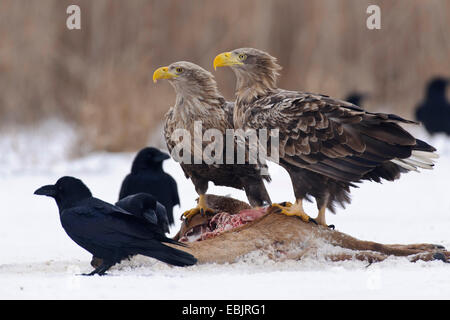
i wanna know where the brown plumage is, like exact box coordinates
[154,61,271,219]
[214,48,437,226]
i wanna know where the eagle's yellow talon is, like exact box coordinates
[182,194,215,221]
[270,200,315,224]
[182,207,200,220]
[278,201,293,208]
[270,202,293,212]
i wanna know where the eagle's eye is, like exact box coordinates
[238,54,247,61]
[176,67,184,73]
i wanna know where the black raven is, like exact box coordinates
[116,193,170,234]
[90,193,172,269]
[415,77,450,135]
[34,176,196,276]
[344,92,368,108]
[119,147,180,225]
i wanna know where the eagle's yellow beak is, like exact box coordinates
[153,66,177,83]
[213,52,242,70]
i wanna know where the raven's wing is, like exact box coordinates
[164,174,179,225]
[82,197,165,235]
[60,205,173,250]
[115,193,170,234]
[118,174,132,200]
[115,193,155,219]
[62,205,152,237]
[167,175,180,206]
[90,197,140,218]
[60,205,194,266]
[64,198,184,245]
[155,202,170,234]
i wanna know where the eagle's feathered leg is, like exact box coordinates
[270,199,317,224]
[270,165,317,224]
[315,206,327,227]
[315,192,333,228]
[283,164,338,227]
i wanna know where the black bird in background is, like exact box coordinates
[415,77,450,135]
[116,193,170,234]
[34,176,196,275]
[345,92,368,108]
[119,147,179,225]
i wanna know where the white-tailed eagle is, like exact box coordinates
[214,48,437,227]
[153,61,271,220]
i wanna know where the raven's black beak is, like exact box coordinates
[153,153,170,162]
[34,184,57,197]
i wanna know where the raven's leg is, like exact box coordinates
[270,199,317,224]
[82,261,114,276]
[182,194,215,220]
[90,256,103,268]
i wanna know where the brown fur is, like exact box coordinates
[171,195,449,264]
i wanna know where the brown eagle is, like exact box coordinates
[214,48,437,227]
[153,61,271,220]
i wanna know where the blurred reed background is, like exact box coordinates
[0,0,449,154]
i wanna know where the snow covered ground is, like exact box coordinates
[0,121,449,299]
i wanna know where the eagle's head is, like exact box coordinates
[213,48,281,103]
[153,61,224,106]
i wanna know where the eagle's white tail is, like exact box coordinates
[392,150,438,172]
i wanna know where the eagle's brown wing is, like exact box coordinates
[242,90,435,183]
[164,104,271,206]
[164,108,191,180]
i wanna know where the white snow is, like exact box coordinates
[1,121,449,299]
